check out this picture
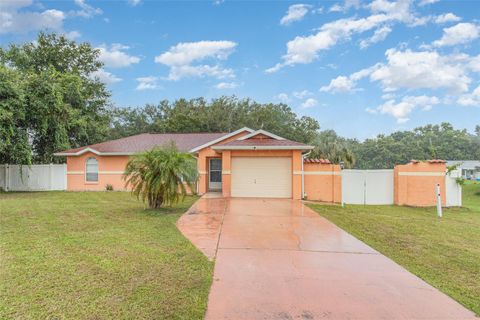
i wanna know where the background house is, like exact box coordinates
[447,161,480,180]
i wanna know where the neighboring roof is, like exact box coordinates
[212,138,313,151]
[446,160,480,170]
[304,159,331,164]
[54,132,228,156]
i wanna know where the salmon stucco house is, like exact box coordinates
[54,128,315,199]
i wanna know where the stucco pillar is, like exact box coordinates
[197,152,208,195]
[222,151,231,197]
[292,151,303,200]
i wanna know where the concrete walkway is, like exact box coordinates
[177,197,476,320]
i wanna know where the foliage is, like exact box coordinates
[309,130,356,168]
[0,66,30,164]
[350,123,480,169]
[455,177,466,186]
[105,184,114,191]
[108,96,320,143]
[0,32,111,164]
[124,143,198,209]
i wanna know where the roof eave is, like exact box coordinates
[211,145,314,151]
[237,129,286,141]
[188,127,255,153]
[54,148,135,156]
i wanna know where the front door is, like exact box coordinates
[209,158,222,191]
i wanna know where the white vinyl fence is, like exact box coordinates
[0,164,67,191]
[342,170,394,205]
[446,169,462,207]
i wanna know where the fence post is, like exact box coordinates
[436,183,442,218]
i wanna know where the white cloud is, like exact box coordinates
[72,0,102,18]
[468,54,480,72]
[457,85,480,106]
[370,49,471,93]
[0,0,101,35]
[434,13,461,24]
[360,26,392,49]
[433,22,480,47]
[280,4,311,26]
[293,90,313,99]
[136,76,159,90]
[0,4,65,34]
[320,76,356,93]
[215,82,238,89]
[167,65,234,81]
[267,0,424,72]
[155,41,236,66]
[329,0,360,12]
[374,95,440,122]
[90,69,122,84]
[320,66,376,93]
[97,44,141,68]
[277,93,290,102]
[155,40,237,80]
[418,0,439,6]
[64,30,81,40]
[300,98,319,109]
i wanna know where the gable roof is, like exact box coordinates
[212,137,313,151]
[54,127,313,156]
[237,129,286,141]
[188,127,254,153]
[54,132,228,156]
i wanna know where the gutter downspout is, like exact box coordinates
[301,151,312,199]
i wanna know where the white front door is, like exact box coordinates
[231,157,292,198]
[209,158,222,191]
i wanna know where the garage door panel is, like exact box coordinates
[231,157,292,198]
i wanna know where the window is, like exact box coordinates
[85,157,99,182]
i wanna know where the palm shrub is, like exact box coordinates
[123,143,198,209]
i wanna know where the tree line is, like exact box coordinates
[1,32,479,168]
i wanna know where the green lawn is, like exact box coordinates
[0,192,213,320]
[308,184,480,316]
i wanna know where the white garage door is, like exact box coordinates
[231,157,292,198]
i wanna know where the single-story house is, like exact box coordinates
[54,127,315,199]
[446,160,480,180]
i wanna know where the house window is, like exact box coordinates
[85,157,99,182]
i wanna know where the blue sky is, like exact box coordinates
[1,0,479,139]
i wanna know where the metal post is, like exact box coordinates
[436,183,442,218]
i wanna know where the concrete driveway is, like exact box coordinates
[177,196,476,320]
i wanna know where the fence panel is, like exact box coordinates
[446,169,462,207]
[1,164,67,191]
[365,170,394,205]
[342,170,394,205]
[341,170,366,204]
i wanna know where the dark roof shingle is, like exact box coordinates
[57,132,228,154]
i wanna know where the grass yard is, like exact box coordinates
[0,192,213,320]
[308,184,480,316]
